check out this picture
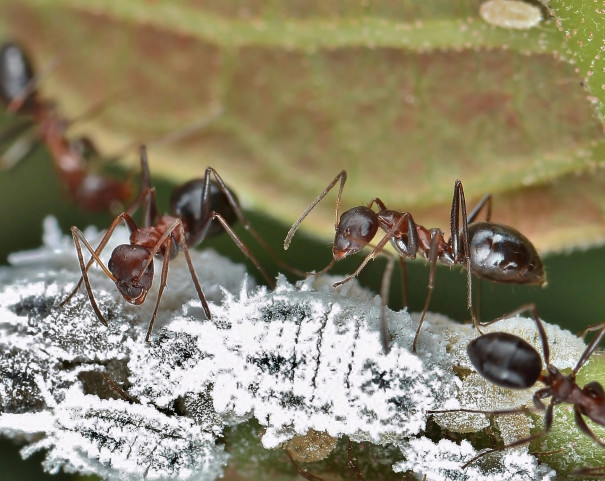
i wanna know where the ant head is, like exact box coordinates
[333,206,379,260]
[108,245,154,305]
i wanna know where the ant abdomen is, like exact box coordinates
[333,206,379,260]
[0,41,36,110]
[108,244,154,304]
[467,332,542,389]
[170,178,238,244]
[466,222,545,285]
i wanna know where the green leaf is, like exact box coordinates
[550,0,605,121]
[1,0,604,253]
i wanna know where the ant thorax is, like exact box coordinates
[130,215,183,258]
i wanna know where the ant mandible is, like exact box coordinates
[429,304,605,472]
[0,40,132,211]
[284,171,545,353]
[61,145,275,341]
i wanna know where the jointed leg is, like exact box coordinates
[458,402,553,469]
[347,440,367,481]
[137,145,159,227]
[332,214,409,288]
[201,166,305,277]
[177,222,212,320]
[145,252,170,342]
[449,180,479,328]
[66,226,120,326]
[206,212,276,289]
[399,257,409,309]
[412,232,442,352]
[284,170,347,250]
[480,303,548,366]
[61,213,139,307]
[467,193,492,224]
[574,406,605,448]
[285,450,326,481]
[380,253,396,355]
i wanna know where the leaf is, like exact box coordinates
[0,0,603,253]
[550,0,605,121]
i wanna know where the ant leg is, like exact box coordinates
[380,254,396,355]
[284,170,347,250]
[176,221,212,320]
[579,322,605,339]
[467,193,492,224]
[574,406,605,448]
[459,401,554,469]
[145,252,170,342]
[573,322,605,375]
[449,180,479,328]
[367,197,388,211]
[102,373,136,403]
[6,55,60,113]
[399,257,409,309]
[135,219,211,340]
[412,232,442,353]
[0,118,34,144]
[332,214,409,289]
[201,167,304,277]
[1,126,40,170]
[573,465,605,476]
[448,180,478,326]
[61,213,138,306]
[138,145,159,227]
[347,440,367,481]
[480,303,549,366]
[65,226,120,326]
[205,212,276,289]
[285,450,326,481]
[64,90,124,127]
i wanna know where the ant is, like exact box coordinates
[61,144,275,342]
[429,304,605,471]
[0,40,132,211]
[284,171,545,353]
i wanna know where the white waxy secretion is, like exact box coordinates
[0,217,584,480]
[479,0,543,30]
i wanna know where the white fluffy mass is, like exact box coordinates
[0,217,588,480]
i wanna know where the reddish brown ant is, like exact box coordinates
[61,144,275,341]
[0,40,132,211]
[284,171,545,354]
[429,304,605,471]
